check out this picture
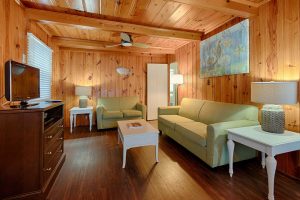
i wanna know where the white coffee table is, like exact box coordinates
[227,125,300,200]
[70,106,93,133]
[117,119,159,168]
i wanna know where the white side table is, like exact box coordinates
[70,106,93,133]
[227,125,300,200]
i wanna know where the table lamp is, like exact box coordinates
[251,82,298,133]
[171,74,184,105]
[75,86,92,108]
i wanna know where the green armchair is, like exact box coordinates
[96,96,146,130]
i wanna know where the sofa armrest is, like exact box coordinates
[206,120,259,167]
[96,104,105,120]
[96,104,105,114]
[158,106,180,116]
[136,103,147,119]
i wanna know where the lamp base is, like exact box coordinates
[261,104,285,134]
[79,98,88,108]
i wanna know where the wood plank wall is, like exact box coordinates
[0,0,51,105]
[0,0,26,105]
[173,0,300,179]
[173,17,251,106]
[52,48,168,127]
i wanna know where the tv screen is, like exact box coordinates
[5,60,40,101]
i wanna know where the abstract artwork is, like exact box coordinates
[200,19,249,78]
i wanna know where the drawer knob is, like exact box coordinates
[57,137,63,140]
[45,151,52,155]
[45,135,53,139]
[44,168,52,172]
[58,125,64,128]
[58,149,63,153]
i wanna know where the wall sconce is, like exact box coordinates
[116,67,132,76]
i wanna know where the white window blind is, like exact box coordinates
[27,33,53,100]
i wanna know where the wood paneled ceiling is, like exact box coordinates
[21,0,270,53]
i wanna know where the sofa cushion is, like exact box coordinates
[178,98,205,121]
[103,111,123,119]
[122,109,142,118]
[199,101,258,125]
[98,97,120,111]
[175,122,207,147]
[120,96,139,110]
[159,115,194,129]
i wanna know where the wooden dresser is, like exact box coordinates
[0,102,66,199]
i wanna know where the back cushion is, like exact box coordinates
[98,97,120,111]
[120,96,139,110]
[178,98,205,121]
[199,101,258,124]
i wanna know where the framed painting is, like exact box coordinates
[200,19,249,78]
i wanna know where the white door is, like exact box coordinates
[147,63,168,120]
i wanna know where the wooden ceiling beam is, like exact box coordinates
[230,0,271,7]
[51,37,175,54]
[168,0,258,17]
[25,8,202,41]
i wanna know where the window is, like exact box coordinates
[27,33,53,100]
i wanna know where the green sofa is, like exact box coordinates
[96,96,146,130]
[158,98,259,168]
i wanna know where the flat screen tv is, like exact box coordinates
[5,60,40,107]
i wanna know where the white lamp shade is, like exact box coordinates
[75,86,92,96]
[251,82,298,105]
[171,74,184,85]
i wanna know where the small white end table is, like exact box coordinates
[117,119,159,168]
[227,125,300,200]
[70,106,93,133]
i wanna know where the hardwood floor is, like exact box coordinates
[48,125,300,200]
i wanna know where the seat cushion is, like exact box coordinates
[175,122,207,147]
[159,115,194,129]
[103,111,123,119]
[122,109,142,118]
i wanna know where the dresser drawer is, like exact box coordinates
[44,139,63,167]
[43,142,63,184]
[44,128,63,151]
[44,118,63,137]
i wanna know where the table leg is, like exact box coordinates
[89,112,92,132]
[262,152,266,169]
[74,115,77,127]
[70,114,73,133]
[155,144,159,162]
[122,145,127,168]
[266,155,277,200]
[227,139,235,177]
